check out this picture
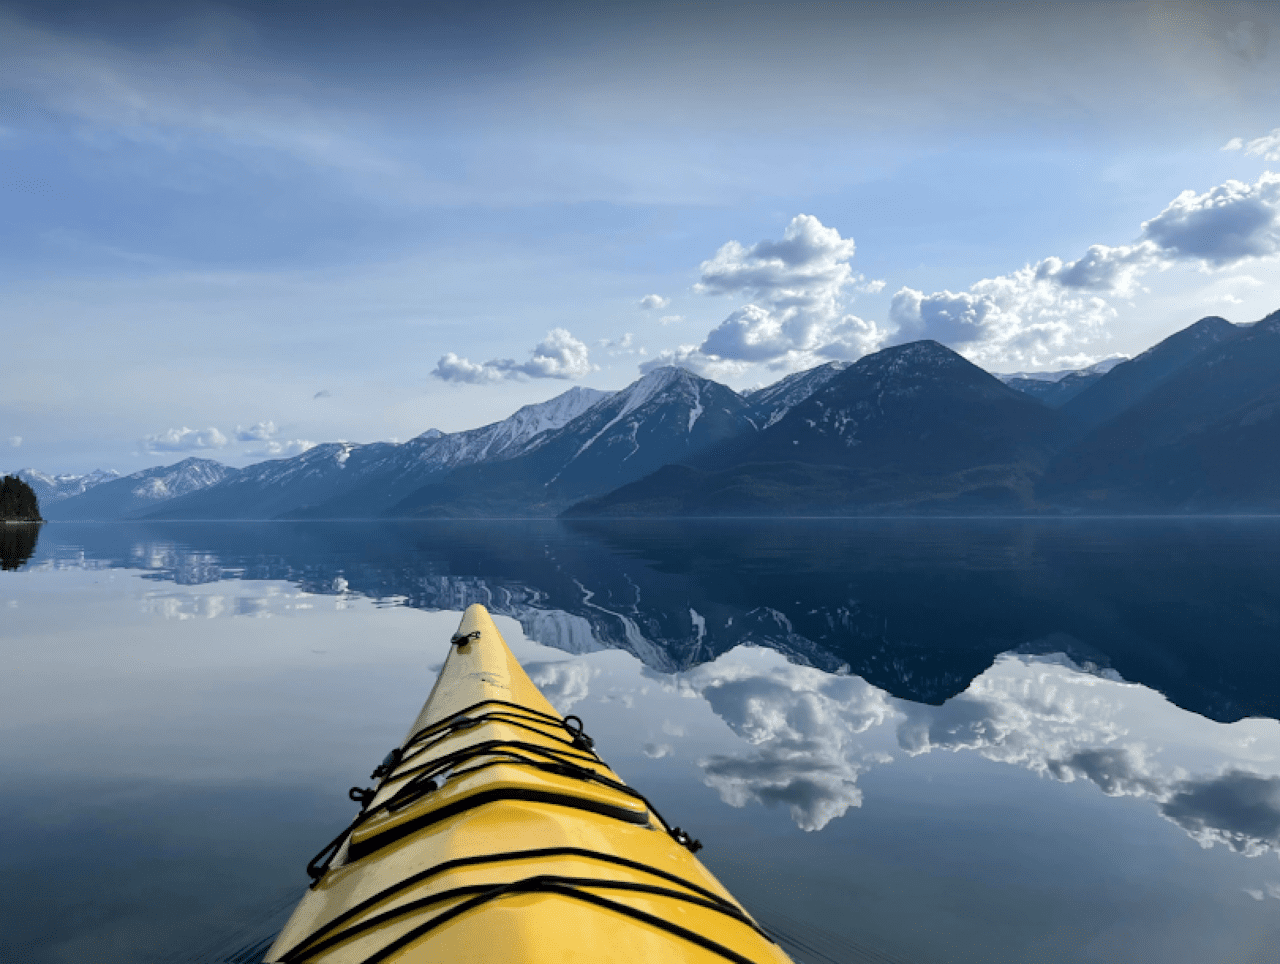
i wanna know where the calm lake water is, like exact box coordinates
[2,520,1279,963]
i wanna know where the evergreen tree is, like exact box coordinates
[0,475,43,522]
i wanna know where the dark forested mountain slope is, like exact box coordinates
[1059,315,1240,432]
[744,360,852,428]
[567,340,1065,516]
[1041,310,1280,510]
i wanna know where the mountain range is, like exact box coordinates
[18,310,1280,519]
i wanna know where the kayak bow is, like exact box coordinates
[265,604,792,964]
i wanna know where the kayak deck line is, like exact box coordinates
[265,604,794,964]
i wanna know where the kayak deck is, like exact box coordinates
[265,604,792,964]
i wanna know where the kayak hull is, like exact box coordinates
[266,604,791,964]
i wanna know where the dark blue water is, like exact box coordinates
[2,520,1278,963]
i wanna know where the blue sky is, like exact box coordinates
[5,0,1280,473]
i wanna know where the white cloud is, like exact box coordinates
[658,315,683,326]
[639,294,669,311]
[432,328,594,383]
[1140,174,1280,265]
[235,421,277,442]
[643,742,673,758]
[893,171,1280,368]
[526,661,597,711]
[676,653,895,831]
[655,214,888,374]
[890,272,1118,370]
[666,647,1280,853]
[7,436,20,448]
[143,426,228,452]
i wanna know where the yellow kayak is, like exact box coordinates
[265,604,794,964]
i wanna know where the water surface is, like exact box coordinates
[2,520,1278,963]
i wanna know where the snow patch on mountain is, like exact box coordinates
[130,459,237,500]
[746,360,852,428]
[996,356,1127,385]
[15,468,121,502]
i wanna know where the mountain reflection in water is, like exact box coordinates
[6,520,1280,964]
[27,518,1280,722]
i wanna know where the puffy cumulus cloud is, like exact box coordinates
[235,421,277,442]
[432,329,594,384]
[701,305,886,370]
[661,215,888,375]
[895,172,1280,369]
[432,352,502,384]
[890,272,1118,370]
[1139,174,1280,266]
[525,660,597,711]
[7,436,20,447]
[638,294,669,311]
[143,426,228,452]
[678,654,896,831]
[696,214,856,304]
[1033,242,1159,294]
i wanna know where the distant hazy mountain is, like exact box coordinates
[49,459,239,520]
[144,386,610,520]
[1059,316,1240,432]
[744,360,852,428]
[15,468,121,504]
[290,386,613,517]
[388,366,757,517]
[1041,310,1280,511]
[997,357,1126,408]
[567,340,1064,517]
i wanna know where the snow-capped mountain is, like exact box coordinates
[389,366,758,516]
[997,357,1126,408]
[401,385,612,473]
[569,341,1065,516]
[49,459,239,520]
[745,360,852,428]
[15,468,121,504]
[146,386,614,519]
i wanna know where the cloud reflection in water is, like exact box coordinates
[653,647,1280,857]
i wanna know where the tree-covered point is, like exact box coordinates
[0,475,43,522]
